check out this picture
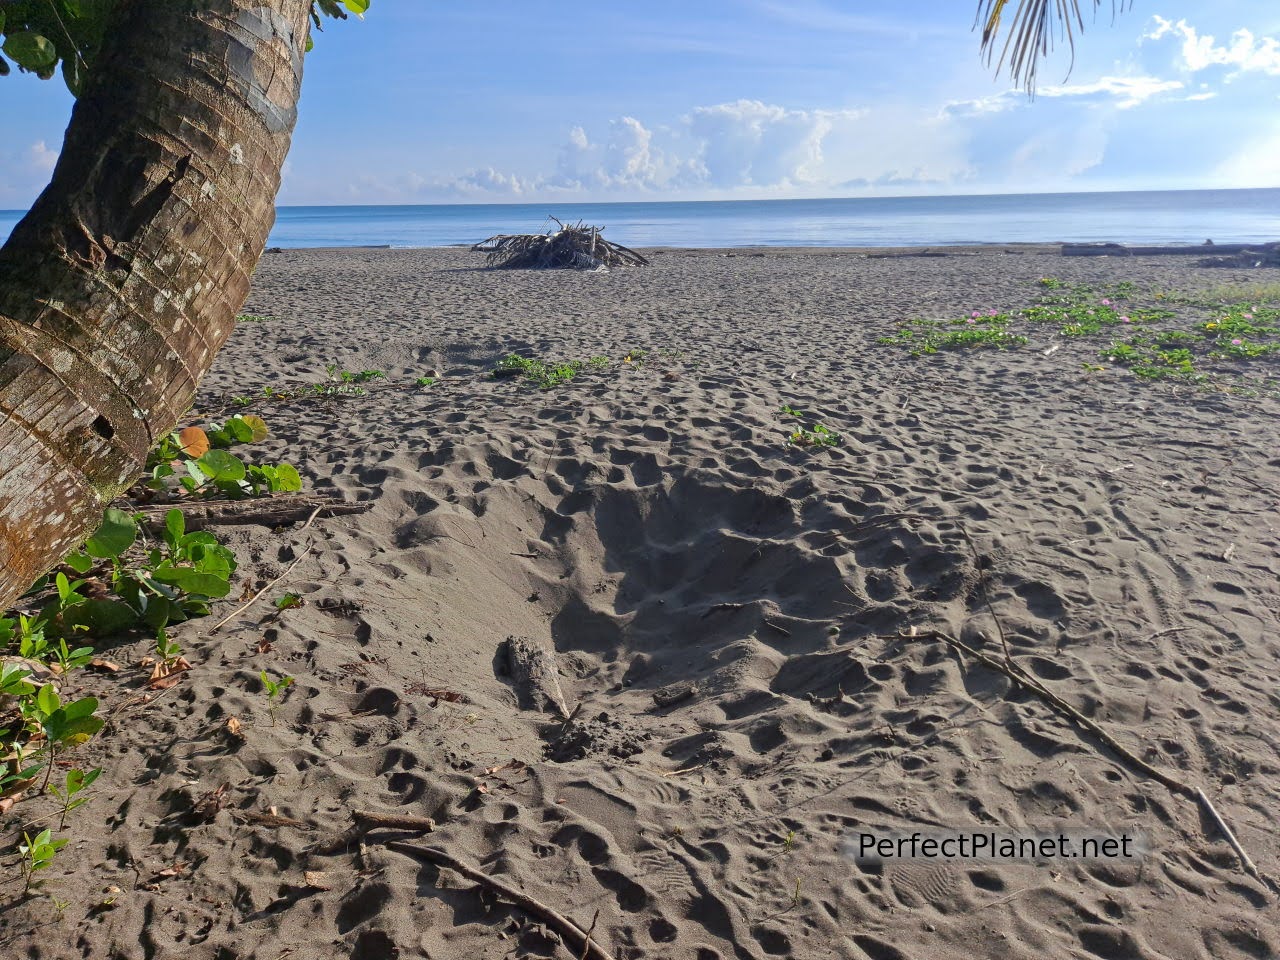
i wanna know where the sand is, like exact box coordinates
[2,245,1278,959]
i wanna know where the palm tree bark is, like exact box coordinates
[0,0,310,608]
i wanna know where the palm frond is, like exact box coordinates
[975,0,1131,93]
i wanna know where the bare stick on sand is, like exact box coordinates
[209,505,323,632]
[901,628,1274,891]
[385,841,618,960]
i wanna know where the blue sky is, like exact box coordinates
[2,1,1278,208]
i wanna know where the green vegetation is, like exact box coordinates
[17,829,66,894]
[146,414,301,500]
[0,1,366,94]
[1,411,306,901]
[260,671,295,725]
[780,404,841,449]
[880,279,1280,391]
[493,352,613,389]
[876,313,1028,355]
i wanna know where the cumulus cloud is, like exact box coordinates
[27,140,58,173]
[683,100,846,187]
[1146,16,1280,76]
[516,99,865,195]
[454,167,533,195]
[552,117,668,189]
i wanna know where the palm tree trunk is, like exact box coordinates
[0,0,310,608]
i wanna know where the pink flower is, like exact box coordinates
[1243,313,1254,319]
[1120,316,1131,323]
[1232,338,1243,345]
[971,311,981,318]
[1101,298,1112,306]
[987,309,998,317]
[966,318,976,324]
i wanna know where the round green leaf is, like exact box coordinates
[36,683,59,716]
[61,599,139,637]
[170,569,231,599]
[240,415,270,442]
[84,508,137,558]
[225,417,254,443]
[3,31,58,71]
[197,450,246,483]
[273,463,303,492]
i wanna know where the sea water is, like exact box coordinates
[3,189,1277,250]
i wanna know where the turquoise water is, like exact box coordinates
[3,189,1277,249]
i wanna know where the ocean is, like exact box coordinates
[2,189,1277,249]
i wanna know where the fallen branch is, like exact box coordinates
[207,506,322,632]
[900,628,1275,891]
[136,493,371,531]
[1196,788,1263,885]
[385,841,618,960]
[311,809,436,855]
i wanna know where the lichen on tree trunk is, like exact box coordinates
[0,0,311,608]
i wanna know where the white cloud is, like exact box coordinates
[27,140,58,173]
[683,100,847,187]
[553,116,668,190]
[454,167,532,195]
[945,74,1182,116]
[1146,16,1280,76]
[535,100,866,194]
[1037,76,1184,109]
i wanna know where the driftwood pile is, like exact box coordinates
[472,218,648,270]
[1062,240,1280,268]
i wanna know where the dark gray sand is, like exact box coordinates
[5,246,1278,959]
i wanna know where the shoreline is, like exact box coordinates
[265,239,1265,255]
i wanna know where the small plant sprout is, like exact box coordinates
[49,767,102,829]
[414,376,436,387]
[18,829,67,893]
[274,593,304,611]
[788,423,841,449]
[155,628,184,668]
[779,404,804,418]
[260,670,295,724]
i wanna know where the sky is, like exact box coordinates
[2,1,1279,208]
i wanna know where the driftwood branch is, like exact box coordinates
[207,505,322,632]
[310,809,437,855]
[386,841,618,960]
[136,493,371,531]
[1195,788,1264,885]
[901,628,1190,793]
[473,219,648,270]
[900,628,1275,891]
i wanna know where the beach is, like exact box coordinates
[6,244,1278,959]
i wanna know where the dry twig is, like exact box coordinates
[208,506,322,632]
[385,841,618,960]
